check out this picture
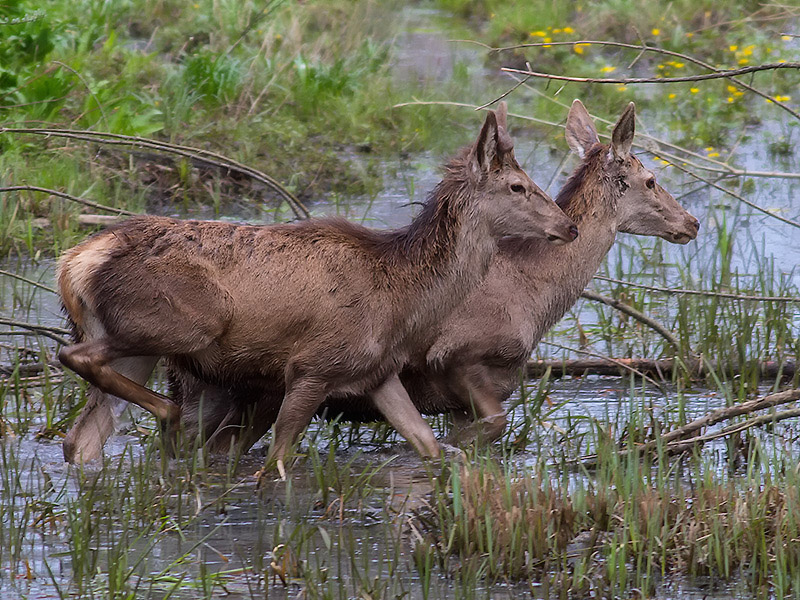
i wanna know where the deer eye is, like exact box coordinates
[646,178,656,189]
[510,184,525,193]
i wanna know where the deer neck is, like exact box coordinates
[388,178,496,338]
[502,163,621,347]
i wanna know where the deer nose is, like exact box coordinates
[568,225,579,240]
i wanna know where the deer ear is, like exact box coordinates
[611,102,635,160]
[565,99,599,159]
[470,108,512,179]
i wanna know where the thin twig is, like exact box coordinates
[668,162,800,229]
[488,40,800,121]
[0,128,310,220]
[0,185,138,216]
[592,275,800,303]
[0,318,70,346]
[501,60,800,85]
[580,290,681,350]
[0,268,57,295]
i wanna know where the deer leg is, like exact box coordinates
[446,367,507,445]
[266,377,328,478]
[370,373,440,459]
[59,340,179,422]
[63,355,159,463]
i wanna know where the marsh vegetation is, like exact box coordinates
[1,0,799,598]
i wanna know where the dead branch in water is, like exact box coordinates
[573,388,800,465]
[0,128,310,220]
[592,275,800,303]
[526,356,796,381]
[488,40,800,121]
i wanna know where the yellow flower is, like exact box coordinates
[651,28,660,36]
[742,45,754,56]
[563,26,574,34]
[707,152,720,158]
[727,85,738,93]
[686,32,694,38]
[530,30,547,37]
[616,85,627,91]
[727,96,734,103]
[673,62,684,68]
[690,87,699,94]
[601,66,616,73]
[573,43,590,54]
[668,93,676,99]
[729,45,738,52]
[705,146,714,152]
[768,95,791,103]
[552,28,562,34]
[781,35,792,41]
[738,58,750,65]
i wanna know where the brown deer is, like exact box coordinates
[169,100,699,453]
[58,103,578,473]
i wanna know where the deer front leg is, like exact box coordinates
[370,373,440,458]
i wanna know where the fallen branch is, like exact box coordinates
[538,342,667,392]
[525,357,796,381]
[501,61,800,86]
[0,128,310,220]
[489,40,800,122]
[573,388,800,464]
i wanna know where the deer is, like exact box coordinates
[167,99,699,454]
[58,102,578,475]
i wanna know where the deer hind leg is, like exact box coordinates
[59,339,179,423]
[370,373,440,459]
[206,396,280,456]
[63,354,159,463]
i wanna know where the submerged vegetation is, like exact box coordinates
[0,0,799,598]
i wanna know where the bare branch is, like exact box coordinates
[592,274,800,303]
[0,185,137,216]
[580,290,681,350]
[0,318,70,346]
[0,268,57,294]
[0,128,310,220]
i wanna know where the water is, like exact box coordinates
[2,6,800,600]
